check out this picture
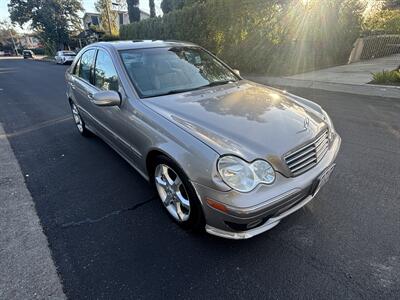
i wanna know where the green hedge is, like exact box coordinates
[120,0,363,75]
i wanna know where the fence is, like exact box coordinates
[349,35,400,64]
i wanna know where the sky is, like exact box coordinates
[0,0,163,31]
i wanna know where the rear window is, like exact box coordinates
[63,52,76,56]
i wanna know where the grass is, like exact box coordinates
[370,69,400,86]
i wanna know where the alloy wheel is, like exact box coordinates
[155,164,191,222]
[71,103,83,133]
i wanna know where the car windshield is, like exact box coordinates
[120,47,239,98]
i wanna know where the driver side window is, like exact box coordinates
[78,49,96,84]
[94,49,119,92]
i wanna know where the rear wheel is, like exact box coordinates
[70,102,91,137]
[152,155,205,231]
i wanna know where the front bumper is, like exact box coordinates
[62,58,75,64]
[193,134,341,239]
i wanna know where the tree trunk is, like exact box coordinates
[149,0,156,17]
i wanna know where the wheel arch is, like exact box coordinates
[145,148,185,181]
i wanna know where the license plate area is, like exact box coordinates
[311,163,336,196]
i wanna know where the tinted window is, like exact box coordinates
[120,47,238,98]
[78,49,96,83]
[94,50,119,92]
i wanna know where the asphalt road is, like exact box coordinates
[0,58,399,299]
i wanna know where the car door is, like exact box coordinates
[70,48,104,133]
[91,48,139,158]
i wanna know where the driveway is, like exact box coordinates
[287,53,400,85]
[0,58,399,299]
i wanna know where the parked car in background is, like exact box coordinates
[22,50,34,59]
[55,51,76,64]
[4,50,14,56]
[65,41,341,239]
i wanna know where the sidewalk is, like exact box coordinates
[0,124,65,299]
[247,54,400,99]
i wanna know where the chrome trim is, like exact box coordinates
[205,193,316,240]
[285,130,329,176]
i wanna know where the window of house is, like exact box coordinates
[91,16,99,26]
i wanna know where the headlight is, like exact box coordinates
[217,156,275,192]
[321,109,335,139]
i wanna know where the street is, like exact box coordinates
[0,58,399,299]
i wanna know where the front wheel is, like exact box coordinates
[153,156,205,231]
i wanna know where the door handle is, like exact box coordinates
[70,83,76,90]
[87,93,94,100]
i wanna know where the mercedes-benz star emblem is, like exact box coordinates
[304,117,310,130]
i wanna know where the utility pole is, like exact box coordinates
[0,21,19,55]
[9,29,19,55]
[105,1,112,35]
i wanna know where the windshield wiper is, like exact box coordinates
[206,80,235,87]
[144,80,236,98]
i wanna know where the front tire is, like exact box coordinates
[152,155,205,231]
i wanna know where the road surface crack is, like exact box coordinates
[60,197,156,228]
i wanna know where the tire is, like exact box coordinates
[151,155,205,231]
[69,101,91,137]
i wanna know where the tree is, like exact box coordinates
[364,9,400,34]
[384,0,400,9]
[95,0,118,35]
[8,0,82,54]
[149,0,156,17]
[0,20,19,52]
[161,0,205,14]
[161,0,174,14]
[127,0,141,22]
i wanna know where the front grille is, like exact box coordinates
[284,130,329,176]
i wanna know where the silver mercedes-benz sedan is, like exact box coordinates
[65,40,341,239]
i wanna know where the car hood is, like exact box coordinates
[143,80,327,167]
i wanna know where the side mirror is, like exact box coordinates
[90,90,121,107]
[233,69,241,76]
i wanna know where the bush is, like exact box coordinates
[101,34,120,41]
[371,69,400,85]
[364,9,400,34]
[120,0,364,75]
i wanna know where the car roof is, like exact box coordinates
[89,40,199,51]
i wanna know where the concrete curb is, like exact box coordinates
[246,75,400,99]
[0,124,66,299]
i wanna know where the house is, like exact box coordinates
[83,10,150,31]
[17,34,41,49]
